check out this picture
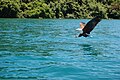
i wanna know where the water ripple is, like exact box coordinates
[0,19,120,79]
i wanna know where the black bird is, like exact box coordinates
[78,16,101,37]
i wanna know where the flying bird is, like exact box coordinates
[78,16,101,37]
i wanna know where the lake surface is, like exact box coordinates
[0,19,120,80]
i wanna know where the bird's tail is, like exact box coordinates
[78,33,89,37]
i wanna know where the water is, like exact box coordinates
[0,19,120,80]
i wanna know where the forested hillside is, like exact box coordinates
[0,0,120,19]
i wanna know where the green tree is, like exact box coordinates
[0,0,21,18]
[0,0,120,19]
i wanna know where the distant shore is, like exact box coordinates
[0,0,120,19]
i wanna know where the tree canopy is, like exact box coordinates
[0,0,120,19]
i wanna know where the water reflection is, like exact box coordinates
[80,44,102,56]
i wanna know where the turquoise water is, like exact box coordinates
[0,19,120,80]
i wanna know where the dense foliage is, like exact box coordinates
[0,0,120,19]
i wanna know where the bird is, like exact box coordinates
[78,16,101,37]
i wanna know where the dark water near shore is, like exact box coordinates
[0,19,120,80]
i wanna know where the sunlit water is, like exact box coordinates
[0,19,120,80]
